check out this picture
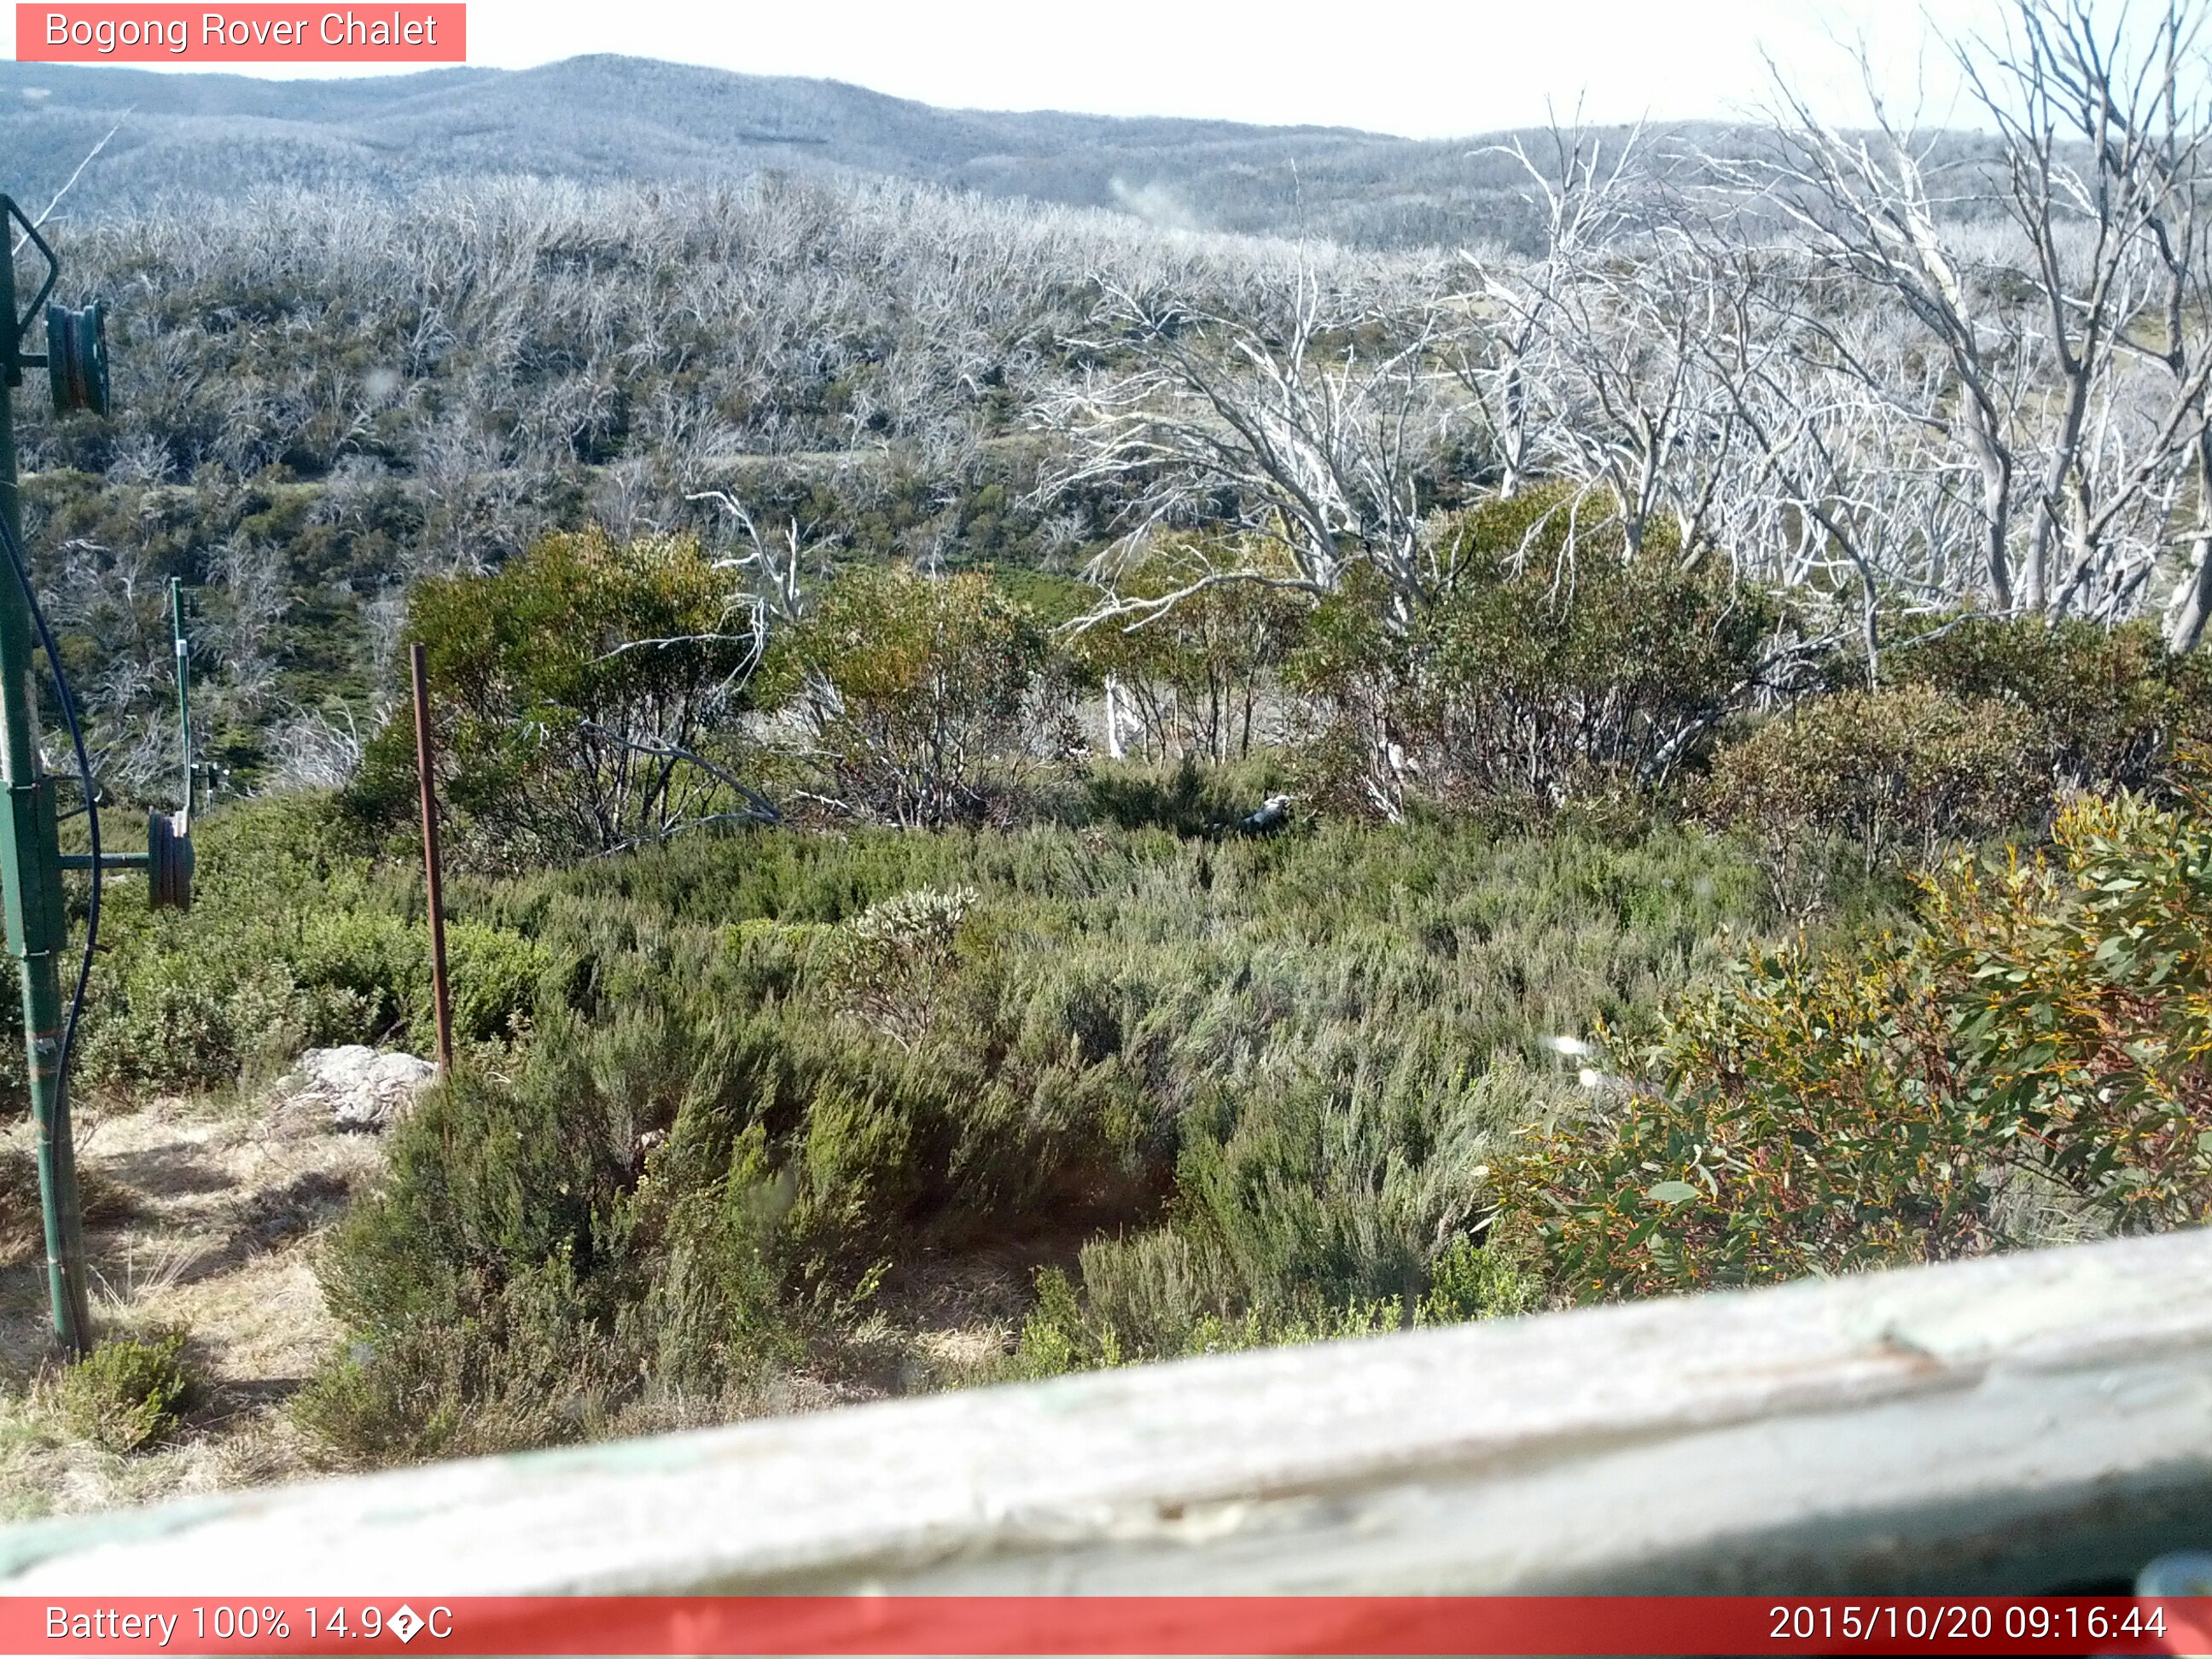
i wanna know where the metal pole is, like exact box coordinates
[410,643,455,1075]
[169,577,191,821]
[0,200,90,1354]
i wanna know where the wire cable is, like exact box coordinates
[0,508,100,1105]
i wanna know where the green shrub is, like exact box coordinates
[1503,939,1988,1301]
[620,1126,796,1399]
[1928,784,2212,1231]
[71,795,427,1094]
[1289,486,1788,820]
[351,529,767,869]
[58,795,1779,1467]
[763,567,1077,827]
[820,886,976,1049]
[315,1033,643,1343]
[293,1255,642,1467]
[1010,1073,1553,1374]
[295,811,1773,1458]
[438,922,561,1045]
[1416,1234,1544,1323]
[1071,535,1309,764]
[59,1332,196,1453]
[1891,614,2212,794]
[1698,685,2046,915]
[59,791,562,1097]
[1010,1265,1099,1375]
[1080,756,1295,838]
[1503,768,2212,1303]
[297,1014,748,1464]
[1010,1259,1413,1377]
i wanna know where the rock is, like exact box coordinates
[277,1045,438,1132]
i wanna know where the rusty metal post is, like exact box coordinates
[410,642,455,1075]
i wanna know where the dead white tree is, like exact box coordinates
[686,488,826,626]
[1745,4,2212,641]
[1957,0,2212,625]
[266,704,369,792]
[1037,260,1463,629]
[1746,60,2035,614]
[1515,221,1767,568]
[1452,123,1646,500]
[1709,275,1986,678]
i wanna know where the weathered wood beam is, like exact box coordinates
[3,1228,2209,1593]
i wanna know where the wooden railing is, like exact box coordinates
[3,1228,2209,1594]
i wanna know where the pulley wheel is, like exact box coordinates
[148,810,193,911]
[46,301,109,417]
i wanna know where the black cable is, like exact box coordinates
[0,509,99,1106]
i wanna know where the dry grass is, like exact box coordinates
[838,1232,1094,1394]
[0,1089,383,1521]
[1,1145,134,1274]
[0,1079,1116,1518]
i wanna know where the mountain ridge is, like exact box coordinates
[0,53,1625,247]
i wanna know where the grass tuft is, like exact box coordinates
[57,1332,197,1455]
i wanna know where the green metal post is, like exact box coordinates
[170,577,191,822]
[1,201,90,1356]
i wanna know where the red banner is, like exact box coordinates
[15,6,464,63]
[3,1596,2209,1656]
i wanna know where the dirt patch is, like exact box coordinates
[0,1083,1093,1522]
[0,1088,384,1521]
[834,1228,1093,1394]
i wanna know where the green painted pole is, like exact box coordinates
[170,577,191,822]
[1,199,90,1357]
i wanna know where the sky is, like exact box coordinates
[10,0,2006,137]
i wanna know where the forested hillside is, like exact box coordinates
[16,174,1252,789]
[0,54,1677,248]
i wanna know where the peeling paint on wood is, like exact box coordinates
[3,1228,2209,1593]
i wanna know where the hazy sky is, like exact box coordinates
[13,1,2005,137]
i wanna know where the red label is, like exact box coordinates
[0,1597,2209,1656]
[15,5,465,61]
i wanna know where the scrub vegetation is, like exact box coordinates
[7,0,2212,1493]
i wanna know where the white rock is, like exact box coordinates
[279,1045,438,1132]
